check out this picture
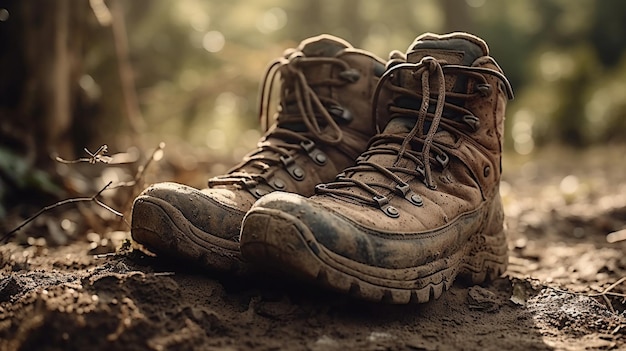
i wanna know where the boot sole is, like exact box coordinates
[131,196,246,274]
[240,208,508,304]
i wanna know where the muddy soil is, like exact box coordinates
[1,146,626,351]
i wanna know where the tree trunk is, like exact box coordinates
[0,0,89,167]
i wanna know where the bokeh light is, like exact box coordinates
[256,7,287,34]
[190,12,210,32]
[202,30,225,53]
[512,110,535,155]
[465,0,486,8]
[0,8,10,21]
[539,51,574,82]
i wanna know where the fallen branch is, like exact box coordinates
[56,144,112,164]
[2,143,164,244]
[0,181,121,243]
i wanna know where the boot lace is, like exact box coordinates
[316,56,512,217]
[208,50,358,195]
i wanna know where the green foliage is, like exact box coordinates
[79,0,626,157]
[0,147,64,218]
[0,148,60,194]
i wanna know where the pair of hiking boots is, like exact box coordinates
[131,32,513,304]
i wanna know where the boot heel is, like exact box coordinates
[459,195,509,284]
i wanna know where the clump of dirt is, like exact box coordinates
[2,146,626,351]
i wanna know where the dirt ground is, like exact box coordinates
[1,145,626,351]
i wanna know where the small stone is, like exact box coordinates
[367,331,395,342]
[467,285,500,312]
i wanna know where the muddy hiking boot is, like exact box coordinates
[240,32,514,303]
[131,35,387,274]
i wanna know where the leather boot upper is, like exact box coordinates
[248,32,513,269]
[137,35,387,242]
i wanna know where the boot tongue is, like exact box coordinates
[278,35,353,132]
[382,116,415,134]
[386,33,489,127]
[406,32,488,65]
[298,34,352,57]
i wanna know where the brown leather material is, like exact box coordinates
[131,35,386,273]
[240,32,513,303]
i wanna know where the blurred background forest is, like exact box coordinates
[2,0,626,240]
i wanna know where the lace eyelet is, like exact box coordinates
[280,155,295,166]
[271,178,286,190]
[280,155,305,181]
[373,195,400,218]
[416,165,425,177]
[314,153,327,164]
[436,153,449,168]
[339,69,361,83]
[373,195,389,206]
[290,166,305,180]
[250,187,271,199]
[409,193,423,206]
[462,115,480,132]
[476,83,492,97]
[328,105,353,124]
[300,140,328,166]
[395,182,410,195]
[383,206,399,218]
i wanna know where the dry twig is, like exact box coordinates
[109,142,165,189]
[588,277,626,314]
[549,277,626,314]
[607,228,626,243]
[2,143,165,244]
[1,181,121,243]
[56,144,112,164]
